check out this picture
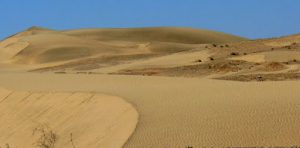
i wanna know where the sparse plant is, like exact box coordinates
[212,44,217,47]
[225,44,229,47]
[209,57,214,61]
[32,125,57,148]
[70,133,76,148]
[256,75,265,81]
[285,46,291,49]
[230,52,239,56]
[195,59,202,63]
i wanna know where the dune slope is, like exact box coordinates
[0,73,300,147]
[0,27,246,65]
[63,27,247,44]
[0,87,138,148]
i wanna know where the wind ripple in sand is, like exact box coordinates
[0,88,138,148]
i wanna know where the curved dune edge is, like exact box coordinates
[0,36,29,62]
[0,87,138,148]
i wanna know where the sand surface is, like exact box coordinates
[1,27,300,147]
[0,87,138,148]
[0,73,299,147]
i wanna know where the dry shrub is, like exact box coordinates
[32,125,57,148]
[230,52,239,56]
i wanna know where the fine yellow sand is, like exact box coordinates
[0,73,300,147]
[95,49,212,73]
[229,54,266,63]
[0,87,138,148]
[1,27,300,147]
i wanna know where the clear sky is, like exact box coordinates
[0,0,299,40]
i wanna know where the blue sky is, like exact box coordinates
[0,0,299,39]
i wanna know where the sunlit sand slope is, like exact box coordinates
[0,74,299,147]
[0,87,138,148]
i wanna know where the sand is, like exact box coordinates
[1,27,300,147]
[230,50,300,63]
[0,87,138,148]
[0,73,299,147]
[95,49,212,73]
[229,54,266,63]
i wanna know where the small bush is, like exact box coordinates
[209,57,214,61]
[212,44,217,47]
[285,46,291,49]
[195,59,202,63]
[230,52,239,56]
[256,76,265,81]
[32,125,57,148]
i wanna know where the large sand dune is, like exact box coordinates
[0,27,246,65]
[0,73,300,147]
[63,27,246,44]
[0,87,138,148]
[1,27,300,147]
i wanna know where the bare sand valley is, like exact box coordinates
[0,27,300,147]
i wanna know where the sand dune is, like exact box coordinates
[1,27,300,147]
[63,27,246,44]
[95,49,212,73]
[0,73,300,147]
[263,34,300,47]
[0,27,246,65]
[0,87,138,148]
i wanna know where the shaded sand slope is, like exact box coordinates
[0,87,138,148]
[0,73,299,147]
[0,27,246,65]
[63,27,247,44]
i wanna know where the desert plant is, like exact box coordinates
[70,133,75,148]
[212,44,217,47]
[256,75,265,81]
[285,46,291,49]
[32,125,57,148]
[195,59,202,63]
[230,52,239,56]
